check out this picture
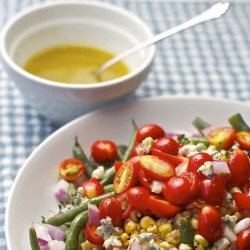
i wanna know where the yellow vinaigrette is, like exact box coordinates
[23,45,130,84]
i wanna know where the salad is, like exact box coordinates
[29,113,250,250]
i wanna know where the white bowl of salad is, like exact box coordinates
[5,96,250,250]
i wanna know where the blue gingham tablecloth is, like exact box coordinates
[0,0,250,249]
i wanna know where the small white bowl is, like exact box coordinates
[0,1,156,125]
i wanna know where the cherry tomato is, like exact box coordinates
[98,197,122,226]
[114,161,123,172]
[91,140,117,163]
[140,155,175,181]
[151,148,187,167]
[128,155,142,170]
[199,174,225,206]
[236,131,250,150]
[187,152,213,173]
[126,187,150,210]
[148,195,181,218]
[115,191,134,220]
[152,137,179,155]
[138,169,153,192]
[113,161,140,193]
[84,221,104,245]
[163,172,199,206]
[234,192,250,211]
[58,158,85,182]
[228,149,250,187]
[206,127,236,150]
[237,227,250,250]
[136,124,165,143]
[198,206,223,243]
[80,178,104,199]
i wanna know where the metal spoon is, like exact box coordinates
[93,2,230,77]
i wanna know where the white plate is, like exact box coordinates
[5,95,250,250]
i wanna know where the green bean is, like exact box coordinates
[103,183,114,193]
[188,137,209,147]
[228,113,250,132]
[122,119,138,162]
[78,229,86,250]
[117,145,128,161]
[47,191,116,226]
[68,182,76,198]
[100,168,116,186]
[180,216,194,247]
[65,211,89,250]
[29,228,41,250]
[73,136,98,179]
[192,117,210,136]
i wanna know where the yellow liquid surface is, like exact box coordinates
[23,45,130,84]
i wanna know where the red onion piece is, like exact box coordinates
[38,238,48,246]
[212,160,230,175]
[128,239,142,250]
[45,224,65,241]
[54,179,70,202]
[40,244,49,250]
[32,222,52,242]
[202,125,215,137]
[165,132,183,139]
[88,203,101,227]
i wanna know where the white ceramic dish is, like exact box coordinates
[0,1,155,125]
[5,95,250,249]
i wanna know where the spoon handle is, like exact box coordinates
[94,2,230,77]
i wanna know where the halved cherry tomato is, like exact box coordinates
[228,149,250,187]
[206,127,236,150]
[91,140,117,163]
[98,197,122,226]
[151,148,187,167]
[138,169,153,192]
[236,131,250,150]
[126,187,150,210]
[136,124,165,143]
[175,161,188,176]
[199,174,225,206]
[58,158,85,182]
[115,191,134,220]
[234,192,250,211]
[80,178,104,198]
[136,208,153,216]
[84,221,104,245]
[187,152,213,173]
[113,161,140,193]
[114,161,123,172]
[152,137,179,156]
[163,172,199,206]
[140,155,175,181]
[237,227,250,250]
[198,206,223,243]
[148,195,181,218]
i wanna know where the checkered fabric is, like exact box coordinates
[0,0,250,249]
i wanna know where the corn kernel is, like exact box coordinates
[129,210,139,222]
[174,214,184,228]
[140,216,158,234]
[194,235,209,247]
[166,230,181,245]
[159,241,176,250]
[191,218,198,230]
[81,241,94,250]
[120,233,129,243]
[196,244,205,250]
[124,218,137,234]
[159,223,173,239]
